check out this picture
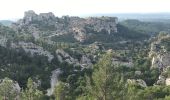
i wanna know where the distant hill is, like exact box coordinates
[0,20,13,26]
[91,13,170,22]
[120,19,170,35]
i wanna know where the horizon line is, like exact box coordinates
[1,12,170,21]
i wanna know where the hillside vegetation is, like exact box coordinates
[0,11,170,100]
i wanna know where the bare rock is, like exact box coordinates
[166,78,170,86]
[23,10,38,24]
[47,69,61,96]
[127,79,147,87]
[156,75,166,85]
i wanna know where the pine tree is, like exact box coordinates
[0,77,18,100]
[86,52,125,100]
[20,78,43,100]
[54,82,67,100]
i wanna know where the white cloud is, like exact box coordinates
[0,0,170,20]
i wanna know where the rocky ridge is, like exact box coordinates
[149,34,170,70]
[56,49,92,68]
[12,10,118,42]
[149,34,170,85]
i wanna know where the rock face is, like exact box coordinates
[20,42,54,62]
[23,10,38,24]
[12,11,118,42]
[72,27,86,42]
[85,17,118,34]
[149,34,170,85]
[12,42,54,62]
[151,53,170,70]
[56,49,79,65]
[22,10,56,24]
[39,12,55,21]
[149,35,170,70]
[56,49,92,68]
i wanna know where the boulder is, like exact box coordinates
[166,78,170,86]
[156,75,166,85]
[127,79,147,87]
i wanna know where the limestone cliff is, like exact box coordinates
[12,10,118,42]
[56,49,92,68]
[149,34,170,85]
[149,34,170,70]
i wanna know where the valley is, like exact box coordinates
[0,10,170,100]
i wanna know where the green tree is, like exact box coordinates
[54,82,67,100]
[86,52,125,100]
[165,95,170,100]
[20,78,43,100]
[126,82,140,100]
[0,77,18,100]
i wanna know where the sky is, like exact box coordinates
[0,0,170,20]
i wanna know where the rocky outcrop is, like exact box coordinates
[56,49,92,68]
[12,11,118,42]
[38,12,55,21]
[149,34,170,85]
[72,27,86,42]
[127,79,147,87]
[149,35,170,70]
[80,55,92,68]
[135,71,142,76]
[56,49,79,65]
[88,42,105,53]
[151,53,170,70]
[22,10,56,25]
[12,42,54,62]
[112,57,133,67]
[166,78,170,85]
[20,42,54,61]
[23,10,38,24]
[85,17,118,34]
[28,26,40,39]
[156,75,166,85]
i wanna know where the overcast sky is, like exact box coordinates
[0,0,170,20]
